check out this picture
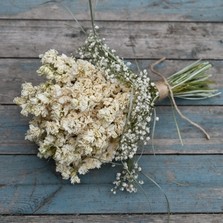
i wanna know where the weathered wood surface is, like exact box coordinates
[0,155,223,214]
[1,105,222,155]
[1,214,223,223]
[0,0,222,220]
[0,20,223,59]
[1,59,222,105]
[1,155,223,185]
[1,0,223,22]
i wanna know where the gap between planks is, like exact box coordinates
[1,214,223,223]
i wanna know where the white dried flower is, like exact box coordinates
[14,50,131,184]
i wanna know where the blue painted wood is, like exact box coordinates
[0,155,59,185]
[0,0,222,218]
[0,184,60,214]
[0,20,222,59]
[1,155,223,185]
[1,0,223,22]
[1,105,222,154]
[0,155,223,214]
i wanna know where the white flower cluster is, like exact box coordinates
[80,31,159,193]
[14,49,131,184]
[14,28,216,194]
[111,161,143,193]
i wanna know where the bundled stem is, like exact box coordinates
[152,59,221,140]
[155,61,221,101]
[166,60,220,100]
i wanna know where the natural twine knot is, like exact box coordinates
[155,81,169,101]
[150,57,210,140]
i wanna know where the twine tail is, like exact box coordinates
[150,58,210,140]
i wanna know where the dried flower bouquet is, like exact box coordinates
[14,6,220,194]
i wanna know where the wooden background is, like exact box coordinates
[0,0,223,222]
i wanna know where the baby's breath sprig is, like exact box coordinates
[111,160,144,194]
[79,30,159,192]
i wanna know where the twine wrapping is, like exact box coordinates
[151,58,210,140]
[155,81,169,100]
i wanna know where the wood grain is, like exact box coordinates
[1,184,223,214]
[0,155,223,214]
[1,59,222,105]
[1,0,223,22]
[1,155,223,185]
[1,214,223,223]
[0,20,222,59]
[0,0,223,218]
[1,105,222,155]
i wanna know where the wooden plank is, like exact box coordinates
[1,59,222,105]
[1,0,222,220]
[0,59,43,104]
[1,214,223,223]
[0,20,222,59]
[1,184,223,214]
[1,105,222,155]
[0,155,223,214]
[0,155,59,185]
[1,155,223,185]
[1,0,223,22]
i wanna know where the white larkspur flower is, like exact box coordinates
[14,50,131,185]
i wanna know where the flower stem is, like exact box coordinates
[89,0,96,35]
